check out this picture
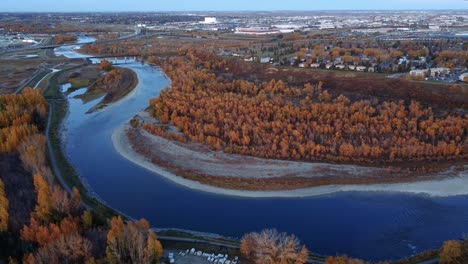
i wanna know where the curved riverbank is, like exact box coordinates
[78,68,139,113]
[113,122,468,198]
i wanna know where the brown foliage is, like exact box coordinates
[106,216,163,264]
[325,256,366,264]
[32,174,52,223]
[439,240,462,264]
[0,88,47,153]
[0,179,8,232]
[240,229,309,264]
[92,69,125,93]
[18,134,53,182]
[54,34,77,45]
[29,233,92,264]
[99,60,113,72]
[146,52,467,165]
[21,217,78,247]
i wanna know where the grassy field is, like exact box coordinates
[0,59,43,93]
[69,77,90,89]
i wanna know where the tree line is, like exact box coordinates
[0,90,163,263]
[145,50,467,165]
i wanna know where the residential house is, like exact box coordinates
[430,67,450,77]
[409,69,428,78]
[260,57,271,64]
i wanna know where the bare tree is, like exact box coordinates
[240,229,309,264]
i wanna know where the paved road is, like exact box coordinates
[14,68,44,94]
[45,104,71,194]
[2,32,140,54]
[158,236,240,249]
[158,236,326,264]
[45,102,92,211]
[414,258,438,264]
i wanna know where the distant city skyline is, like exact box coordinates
[0,0,466,12]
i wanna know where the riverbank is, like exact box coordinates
[43,65,127,220]
[113,120,467,198]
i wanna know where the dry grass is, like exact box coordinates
[126,125,452,192]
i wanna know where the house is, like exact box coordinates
[260,57,271,64]
[430,67,450,77]
[409,69,427,77]
[398,56,408,65]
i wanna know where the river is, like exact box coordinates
[55,37,468,261]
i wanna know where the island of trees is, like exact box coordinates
[76,60,138,113]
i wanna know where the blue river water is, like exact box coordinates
[57,39,468,261]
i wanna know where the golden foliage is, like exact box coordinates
[99,60,113,71]
[0,88,47,154]
[440,240,462,264]
[106,216,163,264]
[146,52,467,164]
[32,174,52,223]
[0,179,8,232]
[54,34,77,45]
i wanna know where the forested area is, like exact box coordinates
[0,89,162,263]
[146,50,467,165]
[0,88,47,153]
[54,34,77,45]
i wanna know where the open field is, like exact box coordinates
[0,59,43,93]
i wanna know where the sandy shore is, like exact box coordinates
[112,123,468,198]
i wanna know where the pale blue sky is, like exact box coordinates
[0,0,466,12]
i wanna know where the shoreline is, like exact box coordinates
[84,68,139,113]
[112,123,468,198]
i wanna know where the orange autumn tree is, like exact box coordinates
[21,217,93,264]
[0,88,47,154]
[18,134,52,181]
[144,52,467,165]
[439,240,462,264]
[23,233,93,264]
[0,179,8,232]
[99,60,113,71]
[32,174,52,223]
[106,216,163,264]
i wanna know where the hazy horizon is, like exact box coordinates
[0,0,466,12]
